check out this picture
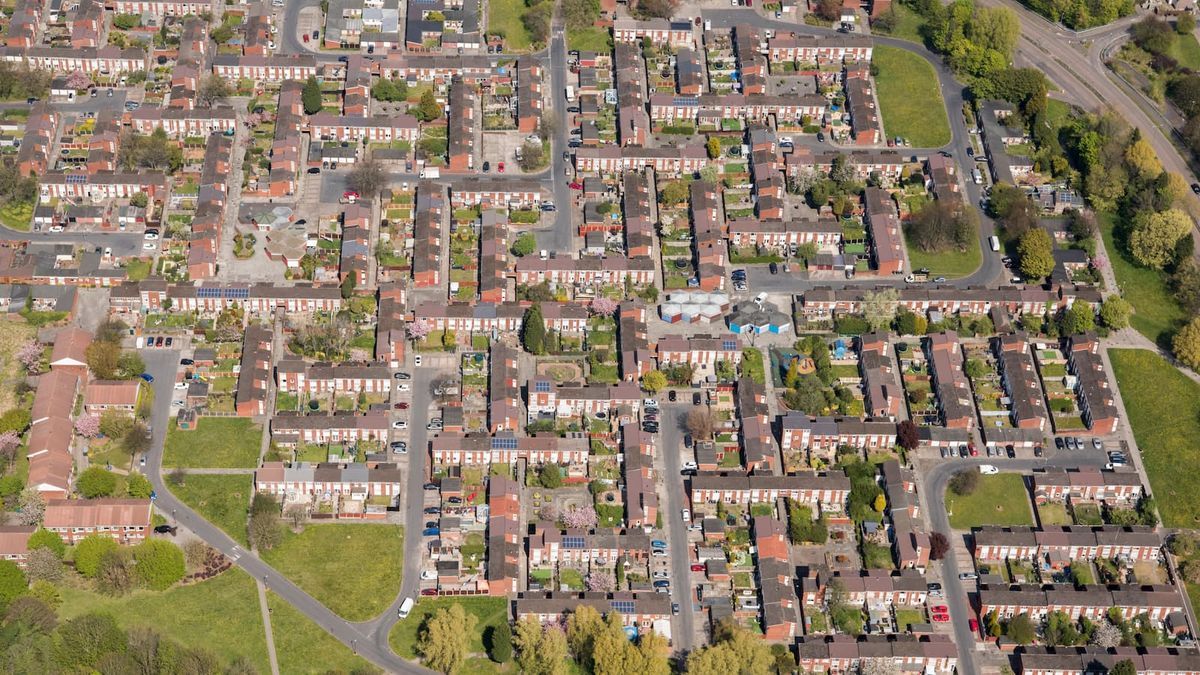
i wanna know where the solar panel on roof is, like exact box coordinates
[534,381,551,393]
[674,96,699,106]
[722,340,737,351]
[492,437,518,450]
[563,536,586,549]
[611,600,636,614]
[66,174,87,184]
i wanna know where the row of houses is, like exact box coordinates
[973,525,1162,563]
[795,635,958,674]
[0,498,153,566]
[979,583,1185,624]
[690,472,852,512]
[113,279,345,315]
[796,284,1104,322]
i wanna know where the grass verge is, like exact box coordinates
[873,45,951,147]
[170,473,252,546]
[1099,212,1184,348]
[266,591,377,673]
[388,596,509,670]
[163,417,263,468]
[904,233,982,278]
[1109,348,1200,527]
[57,568,268,672]
[261,524,404,621]
[945,473,1034,529]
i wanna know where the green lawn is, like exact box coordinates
[125,258,152,281]
[489,0,533,50]
[945,473,1034,529]
[876,3,926,44]
[163,418,263,468]
[1036,502,1072,526]
[1170,33,1200,70]
[0,199,33,231]
[895,608,925,631]
[266,591,376,674]
[261,524,404,621]
[568,26,612,52]
[1109,348,1200,527]
[1099,213,1184,347]
[57,568,269,672]
[904,233,982,278]
[389,596,509,664]
[170,474,252,546]
[873,46,951,148]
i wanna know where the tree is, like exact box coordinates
[686,408,715,440]
[1132,16,1176,55]
[1060,300,1095,335]
[85,340,121,379]
[907,199,977,252]
[688,621,773,675]
[522,304,547,355]
[635,0,679,19]
[24,547,63,583]
[873,493,887,512]
[641,371,667,394]
[1006,613,1036,644]
[125,472,153,499]
[74,415,101,438]
[0,430,19,468]
[490,621,513,663]
[301,75,322,115]
[538,463,562,489]
[0,408,29,435]
[929,532,950,560]
[1174,316,1200,370]
[949,469,979,496]
[896,420,919,450]
[340,274,357,300]
[120,421,151,459]
[969,6,1020,55]
[132,535,183,588]
[347,157,386,200]
[249,502,282,551]
[27,528,65,559]
[4,595,57,633]
[1099,296,1131,330]
[861,288,899,331]
[591,296,618,316]
[1180,558,1200,584]
[16,489,45,526]
[284,504,308,532]
[658,180,689,205]
[584,570,615,591]
[511,232,537,257]
[514,617,569,675]
[1180,13,1196,34]
[1130,209,1191,269]
[1125,138,1163,178]
[990,182,1039,237]
[1017,228,1055,279]
[16,340,41,374]
[407,318,432,343]
[1109,659,1138,675]
[414,89,443,122]
[53,613,127,669]
[74,535,118,579]
[418,604,477,674]
[706,136,721,159]
[197,75,230,107]
[0,559,25,606]
[518,140,545,172]
[96,549,134,596]
[76,467,118,498]
[561,505,597,529]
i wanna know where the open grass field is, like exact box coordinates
[945,473,1034,529]
[163,418,263,468]
[58,568,269,672]
[877,3,926,44]
[873,46,951,148]
[266,591,377,674]
[170,474,252,546]
[568,26,612,52]
[1170,33,1200,70]
[0,320,36,412]
[1099,213,1184,348]
[261,524,404,621]
[389,596,511,673]
[1109,348,1200,527]
[904,233,982,278]
[489,0,533,51]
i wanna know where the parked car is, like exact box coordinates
[653,580,670,589]
[932,613,949,623]
[420,588,438,596]
[978,465,998,475]
[423,482,439,490]
[392,420,408,429]
[1054,437,1065,450]
[969,618,980,633]
[1092,438,1103,450]
[154,524,177,535]
[422,527,439,536]
[394,372,412,380]
[668,390,677,402]
[959,572,978,581]
[692,392,702,405]
[421,569,437,580]
[690,564,705,572]
[424,506,441,514]
[139,373,154,383]
[394,402,409,410]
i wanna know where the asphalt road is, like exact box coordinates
[917,452,1108,675]
[544,27,576,254]
[142,350,432,674]
[657,400,697,653]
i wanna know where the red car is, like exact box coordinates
[968,443,978,457]
[690,564,705,572]
[497,162,505,173]
[932,613,949,623]
[420,589,438,596]
[394,402,410,410]
[568,182,583,190]
[968,618,979,633]
[931,605,948,614]
[303,33,310,42]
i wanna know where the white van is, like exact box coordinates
[989,235,1000,252]
[420,167,440,179]
[398,597,414,619]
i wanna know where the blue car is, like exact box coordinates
[422,527,440,537]
[651,539,667,549]
[139,373,154,383]
[653,580,670,588]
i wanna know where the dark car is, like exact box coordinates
[668,390,677,402]
[337,55,348,62]
[482,161,490,172]
[394,402,410,410]
[420,588,439,596]
[394,372,412,380]
[424,521,437,529]
[153,524,177,535]
[1034,445,1044,457]
[938,150,952,158]
[312,30,320,39]
[940,446,948,458]
[684,433,693,448]
[424,507,441,514]
[139,373,154,383]
[447,497,462,504]
[165,337,173,347]
[769,262,779,274]
[155,336,164,347]
[966,147,975,156]
[692,392,702,405]
[423,482,439,491]
[307,167,321,174]
[1192,183,1200,195]
[1054,437,1065,450]
[180,358,194,365]
[653,580,670,588]
[1006,444,1016,459]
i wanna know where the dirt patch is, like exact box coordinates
[538,362,583,383]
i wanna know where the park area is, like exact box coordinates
[261,523,404,621]
[945,473,1034,529]
[389,596,511,674]
[1109,348,1200,527]
[163,418,263,468]
[873,45,951,148]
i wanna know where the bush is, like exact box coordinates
[74,535,118,579]
[27,528,65,559]
[132,539,185,591]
